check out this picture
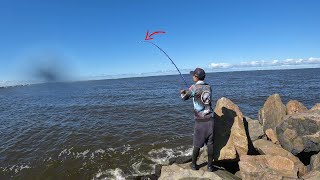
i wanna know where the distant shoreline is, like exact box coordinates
[1,67,319,88]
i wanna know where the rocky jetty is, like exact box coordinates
[134,94,319,180]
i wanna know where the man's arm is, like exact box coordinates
[180,85,195,100]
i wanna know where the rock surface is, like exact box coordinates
[265,128,280,144]
[253,139,307,176]
[311,103,320,111]
[276,110,320,154]
[244,116,264,142]
[310,152,320,170]
[239,155,300,179]
[158,162,240,180]
[286,100,308,115]
[258,94,286,131]
[301,168,320,180]
[213,97,248,160]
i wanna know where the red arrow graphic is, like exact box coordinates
[145,30,166,40]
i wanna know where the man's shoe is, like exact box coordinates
[191,163,199,170]
[207,165,214,172]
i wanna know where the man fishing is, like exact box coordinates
[180,67,215,172]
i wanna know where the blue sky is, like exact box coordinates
[1,0,320,82]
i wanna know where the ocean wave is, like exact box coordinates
[92,168,125,180]
[57,147,119,161]
[147,146,193,165]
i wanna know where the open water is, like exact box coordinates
[0,68,319,179]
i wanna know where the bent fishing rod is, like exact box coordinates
[144,41,189,89]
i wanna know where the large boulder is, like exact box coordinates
[239,155,300,179]
[311,103,320,111]
[159,163,222,180]
[258,94,286,131]
[310,152,320,170]
[301,168,320,180]
[253,139,307,176]
[244,116,264,142]
[158,162,240,180]
[213,97,248,161]
[276,110,320,155]
[286,100,308,115]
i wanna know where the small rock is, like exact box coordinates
[258,94,286,131]
[286,100,308,115]
[265,128,280,144]
[310,152,320,170]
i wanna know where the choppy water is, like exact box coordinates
[0,68,319,179]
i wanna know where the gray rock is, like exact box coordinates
[276,110,320,155]
[244,116,264,142]
[258,94,286,131]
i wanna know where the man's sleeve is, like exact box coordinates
[181,85,195,100]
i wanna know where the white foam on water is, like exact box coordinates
[76,149,90,158]
[107,147,115,152]
[1,164,31,174]
[121,144,132,155]
[58,147,74,158]
[147,146,193,165]
[131,160,150,177]
[95,149,106,154]
[92,168,126,180]
[90,149,106,159]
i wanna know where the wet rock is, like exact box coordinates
[155,164,162,177]
[301,168,320,180]
[244,116,264,142]
[258,94,286,131]
[239,155,299,179]
[265,128,280,144]
[213,97,248,161]
[310,152,320,170]
[253,139,307,176]
[286,100,308,115]
[276,110,320,155]
[311,103,320,111]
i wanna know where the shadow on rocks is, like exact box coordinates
[243,117,260,155]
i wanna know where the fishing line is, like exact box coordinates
[144,41,189,89]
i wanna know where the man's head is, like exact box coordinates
[190,67,205,82]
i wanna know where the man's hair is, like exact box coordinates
[196,75,205,80]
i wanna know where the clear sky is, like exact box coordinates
[1,0,320,82]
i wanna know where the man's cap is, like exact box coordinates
[190,67,206,79]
